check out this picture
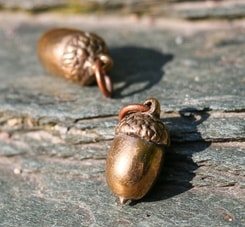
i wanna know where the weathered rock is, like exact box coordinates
[0,0,245,19]
[0,12,244,226]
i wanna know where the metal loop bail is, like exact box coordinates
[118,104,150,121]
[118,98,161,121]
[143,98,161,119]
[94,60,112,98]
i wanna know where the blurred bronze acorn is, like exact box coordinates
[106,98,170,204]
[37,28,113,97]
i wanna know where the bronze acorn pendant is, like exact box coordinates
[37,28,113,97]
[106,98,170,204]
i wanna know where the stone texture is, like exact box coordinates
[0,0,67,10]
[0,0,245,19]
[0,12,244,226]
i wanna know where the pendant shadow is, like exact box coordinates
[129,108,211,205]
[109,46,173,98]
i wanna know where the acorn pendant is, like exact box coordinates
[106,98,170,204]
[37,28,113,97]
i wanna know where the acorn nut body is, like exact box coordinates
[106,98,170,204]
[37,28,113,97]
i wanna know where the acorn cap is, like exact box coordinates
[60,30,111,83]
[115,98,170,146]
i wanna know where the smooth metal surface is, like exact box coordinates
[106,134,164,204]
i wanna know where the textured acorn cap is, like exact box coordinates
[115,111,169,146]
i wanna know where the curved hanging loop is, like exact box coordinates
[118,98,161,120]
[94,60,112,98]
[118,103,150,121]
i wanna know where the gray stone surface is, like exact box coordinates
[0,0,245,19]
[0,0,66,10]
[0,12,244,226]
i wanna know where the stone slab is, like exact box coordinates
[0,14,244,119]
[0,0,245,20]
[0,12,244,227]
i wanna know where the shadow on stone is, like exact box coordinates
[130,108,211,205]
[109,46,173,98]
